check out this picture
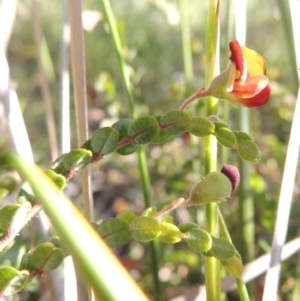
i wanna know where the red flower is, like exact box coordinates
[180,40,271,110]
[227,40,271,107]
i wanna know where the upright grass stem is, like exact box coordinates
[234,0,255,298]
[179,0,193,93]
[263,0,300,299]
[204,1,220,300]
[100,1,162,299]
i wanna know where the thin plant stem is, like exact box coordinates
[179,0,193,93]
[234,1,255,299]
[263,0,300,299]
[3,153,149,301]
[67,0,93,223]
[60,0,70,155]
[218,208,250,301]
[204,1,220,301]
[67,1,93,300]
[32,0,58,162]
[100,1,162,299]
[59,2,78,301]
[274,0,298,94]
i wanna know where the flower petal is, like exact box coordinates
[241,46,267,76]
[229,40,247,84]
[232,75,269,97]
[234,85,271,107]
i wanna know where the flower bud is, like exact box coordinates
[221,164,240,193]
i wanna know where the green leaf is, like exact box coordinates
[212,121,228,129]
[178,223,199,233]
[151,130,172,144]
[97,218,132,248]
[0,267,29,297]
[185,172,232,206]
[158,222,182,244]
[91,127,119,155]
[141,206,157,217]
[128,116,160,144]
[189,116,215,137]
[151,116,172,144]
[112,118,139,155]
[185,228,212,253]
[20,253,36,272]
[236,140,261,163]
[63,149,92,172]
[159,110,191,135]
[215,127,237,148]
[0,202,31,232]
[0,174,18,194]
[221,254,243,277]
[130,216,161,242]
[44,170,66,190]
[81,139,93,152]
[31,242,64,272]
[0,204,20,231]
[234,131,253,141]
[209,237,236,261]
[17,183,35,204]
[50,153,68,175]
[117,209,135,223]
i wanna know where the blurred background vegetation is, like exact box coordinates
[2,0,300,300]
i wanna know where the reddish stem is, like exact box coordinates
[153,198,186,219]
[179,88,210,111]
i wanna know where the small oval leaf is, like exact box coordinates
[128,116,160,144]
[97,218,132,248]
[112,118,139,155]
[0,202,31,232]
[91,127,119,155]
[178,223,199,233]
[117,209,135,223]
[234,131,253,141]
[31,242,64,272]
[44,170,66,190]
[236,140,261,163]
[209,237,235,261]
[159,110,191,135]
[63,149,92,172]
[158,222,182,244]
[50,153,68,175]
[130,216,161,242]
[0,267,29,297]
[185,228,212,253]
[221,254,243,277]
[189,116,215,137]
[185,172,232,206]
[0,204,20,231]
[215,127,237,148]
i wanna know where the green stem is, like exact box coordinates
[238,108,255,292]
[204,1,220,301]
[2,153,149,301]
[100,0,136,119]
[100,1,162,299]
[179,0,193,93]
[218,208,250,301]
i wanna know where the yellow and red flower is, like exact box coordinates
[180,40,271,110]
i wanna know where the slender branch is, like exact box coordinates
[179,88,210,111]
